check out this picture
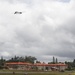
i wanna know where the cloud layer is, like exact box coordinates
[0,0,75,62]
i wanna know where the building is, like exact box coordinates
[5,62,32,70]
[5,62,67,71]
[34,63,67,71]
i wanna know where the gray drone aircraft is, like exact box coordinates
[14,11,22,14]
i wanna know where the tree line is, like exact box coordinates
[7,56,36,63]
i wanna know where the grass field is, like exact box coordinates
[0,70,75,75]
[0,72,74,75]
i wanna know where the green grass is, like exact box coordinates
[0,70,75,75]
[0,73,74,75]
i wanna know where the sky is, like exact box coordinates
[0,0,75,63]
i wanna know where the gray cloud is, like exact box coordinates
[0,0,75,62]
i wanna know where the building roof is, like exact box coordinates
[5,62,67,66]
[6,62,32,65]
[34,63,67,66]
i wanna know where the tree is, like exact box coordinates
[56,58,58,63]
[65,61,73,70]
[73,59,75,67]
[7,56,20,62]
[7,56,37,63]
[53,56,55,64]
[25,56,37,63]
[0,57,6,69]
[36,61,41,63]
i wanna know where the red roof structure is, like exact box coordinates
[34,63,67,66]
[6,62,32,65]
[5,62,67,66]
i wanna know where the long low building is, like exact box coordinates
[5,62,32,70]
[34,63,67,71]
[5,62,67,71]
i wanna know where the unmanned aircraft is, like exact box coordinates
[14,11,22,14]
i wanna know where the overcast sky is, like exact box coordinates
[0,0,75,63]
